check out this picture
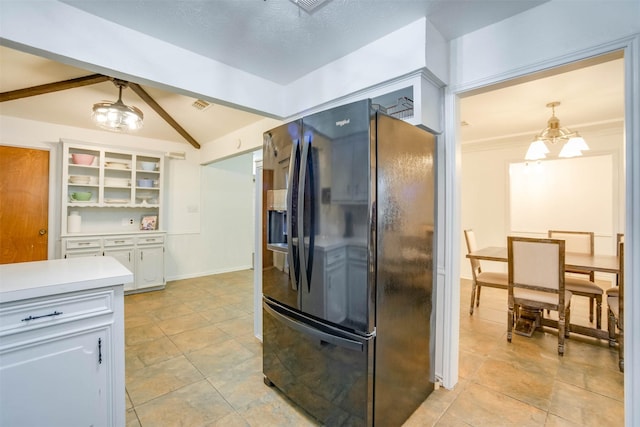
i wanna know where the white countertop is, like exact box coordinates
[0,257,133,303]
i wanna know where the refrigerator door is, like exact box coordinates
[299,100,374,334]
[262,299,374,426]
[262,121,302,311]
[373,112,436,426]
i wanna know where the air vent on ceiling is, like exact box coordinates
[290,0,331,13]
[191,99,212,111]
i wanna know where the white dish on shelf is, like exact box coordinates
[104,177,130,187]
[105,162,129,169]
[104,198,129,204]
[69,175,91,184]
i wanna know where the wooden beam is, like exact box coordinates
[0,74,110,102]
[129,83,201,149]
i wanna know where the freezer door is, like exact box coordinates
[263,299,374,426]
[298,100,375,333]
[262,122,302,311]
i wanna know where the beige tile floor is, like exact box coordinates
[124,272,624,427]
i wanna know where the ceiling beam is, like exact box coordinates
[0,74,110,102]
[129,83,201,149]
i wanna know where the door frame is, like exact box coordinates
[440,35,640,424]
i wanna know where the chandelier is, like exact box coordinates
[92,79,143,132]
[525,101,589,161]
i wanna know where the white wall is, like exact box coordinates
[166,152,255,279]
[0,115,255,281]
[460,122,624,279]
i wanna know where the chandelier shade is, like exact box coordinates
[525,101,588,161]
[92,80,143,132]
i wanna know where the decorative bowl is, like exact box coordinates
[71,153,95,165]
[140,161,158,171]
[70,191,92,201]
[137,178,153,188]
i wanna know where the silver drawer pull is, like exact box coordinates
[21,311,63,322]
[146,238,156,242]
[78,242,92,246]
[114,240,126,244]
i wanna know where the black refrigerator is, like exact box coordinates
[262,99,436,426]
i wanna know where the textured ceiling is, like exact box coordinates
[60,0,548,84]
[4,1,622,149]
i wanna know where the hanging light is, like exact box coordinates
[525,101,589,161]
[92,79,143,132]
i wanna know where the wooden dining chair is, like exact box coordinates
[548,230,603,328]
[507,236,571,355]
[464,229,508,315]
[616,233,624,286]
[607,241,624,372]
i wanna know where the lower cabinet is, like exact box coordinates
[347,246,368,326]
[62,233,165,294]
[0,285,124,427]
[135,244,164,290]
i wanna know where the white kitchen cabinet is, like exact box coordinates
[1,327,109,427]
[331,136,368,204]
[135,243,165,290]
[0,257,130,427]
[347,246,368,325]
[62,233,165,294]
[321,246,348,322]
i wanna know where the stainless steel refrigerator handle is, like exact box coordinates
[264,301,364,352]
[301,133,316,292]
[298,136,310,293]
[287,139,299,291]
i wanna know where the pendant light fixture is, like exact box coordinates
[525,101,589,161]
[92,79,143,132]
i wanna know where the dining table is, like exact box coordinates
[466,246,620,340]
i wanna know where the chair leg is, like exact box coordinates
[588,296,594,323]
[619,326,624,372]
[507,304,514,343]
[476,285,482,307]
[595,295,602,329]
[565,305,571,338]
[608,309,617,347]
[469,281,477,315]
[558,314,565,356]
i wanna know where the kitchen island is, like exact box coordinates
[0,257,132,427]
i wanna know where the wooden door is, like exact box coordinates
[0,146,49,264]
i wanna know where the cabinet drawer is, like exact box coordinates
[65,238,102,250]
[325,247,346,266]
[136,235,164,245]
[104,237,135,247]
[0,290,114,338]
[348,246,368,261]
